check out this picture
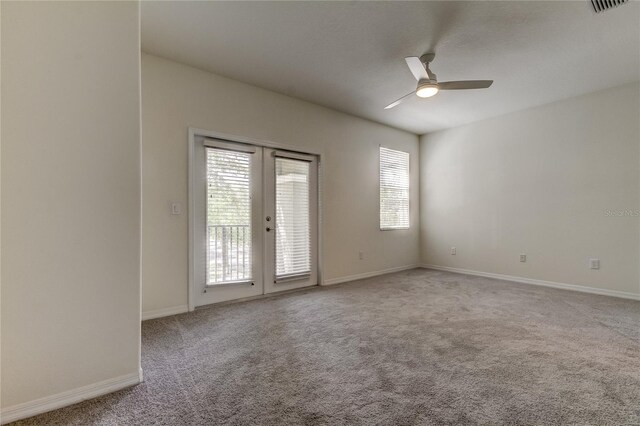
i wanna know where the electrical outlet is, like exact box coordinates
[590,258,600,270]
[451,247,456,255]
[358,251,364,260]
[520,254,526,263]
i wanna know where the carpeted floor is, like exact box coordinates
[10,268,640,425]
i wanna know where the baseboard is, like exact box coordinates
[421,264,640,301]
[142,304,189,321]
[0,372,141,425]
[323,264,418,286]
[151,268,419,313]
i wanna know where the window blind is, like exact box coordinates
[275,157,311,278]
[206,148,252,284]
[380,147,410,230]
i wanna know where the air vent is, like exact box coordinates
[591,0,628,13]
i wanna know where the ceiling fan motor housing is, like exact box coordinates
[419,53,436,64]
[418,79,437,87]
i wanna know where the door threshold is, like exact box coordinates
[194,284,319,310]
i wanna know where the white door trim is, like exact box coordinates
[263,148,319,294]
[188,127,324,311]
[193,138,264,306]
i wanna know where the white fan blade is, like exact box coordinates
[384,91,415,109]
[438,80,493,90]
[404,57,429,81]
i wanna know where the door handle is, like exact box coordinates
[266,227,272,232]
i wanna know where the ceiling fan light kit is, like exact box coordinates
[416,82,439,98]
[385,52,493,109]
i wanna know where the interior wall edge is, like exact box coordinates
[322,264,419,286]
[419,82,640,296]
[140,51,420,139]
[417,80,640,139]
[421,265,640,300]
[141,53,420,314]
[1,0,142,411]
[0,373,141,425]
[140,266,426,320]
[142,305,189,321]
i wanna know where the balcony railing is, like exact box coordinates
[207,225,251,285]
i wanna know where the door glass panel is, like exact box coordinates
[206,148,252,284]
[275,157,310,277]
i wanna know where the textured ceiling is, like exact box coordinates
[141,1,640,135]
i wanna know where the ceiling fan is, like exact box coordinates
[384,53,493,109]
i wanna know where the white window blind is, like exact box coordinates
[380,147,410,230]
[206,148,252,284]
[275,157,311,278]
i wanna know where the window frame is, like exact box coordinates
[379,146,410,231]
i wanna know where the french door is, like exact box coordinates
[192,137,318,306]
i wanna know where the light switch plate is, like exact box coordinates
[171,203,182,215]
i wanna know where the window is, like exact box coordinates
[206,147,253,284]
[275,157,311,278]
[379,146,410,230]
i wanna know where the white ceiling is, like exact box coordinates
[141,1,640,135]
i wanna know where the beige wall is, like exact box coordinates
[141,54,419,316]
[1,0,141,413]
[420,82,640,296]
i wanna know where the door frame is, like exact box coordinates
[263,148,319,295]
[188,127,324,311]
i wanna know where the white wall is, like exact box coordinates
[141,54,419,316]
[420,82,640,297]
[1,1,141,418]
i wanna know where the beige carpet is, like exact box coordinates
[10,268,640,425]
